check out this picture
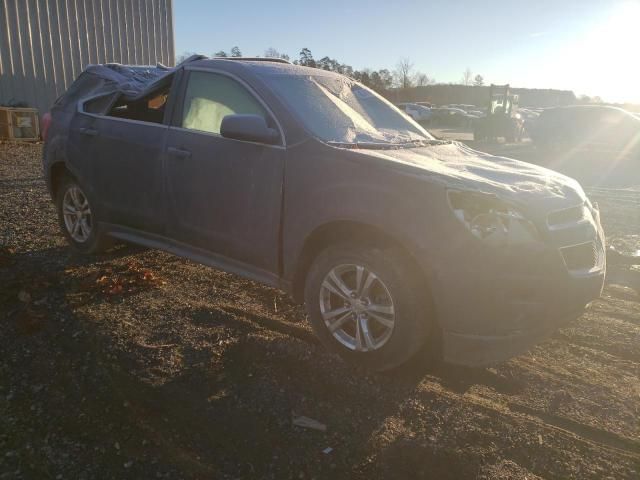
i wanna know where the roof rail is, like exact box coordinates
[213,56,292,64]
[176,54,208,67]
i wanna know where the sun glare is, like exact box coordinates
[568,2,640,103]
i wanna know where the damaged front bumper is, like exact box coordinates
[441,271,604,366]
[434,201,606,367]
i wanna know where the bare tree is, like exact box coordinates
[264,48,291,61]
[415,72,434,86]
[395,58,415,89]
[230,46,242,57]
[461,67,473,86]
[473,74,484,86]
[264,47,281,58]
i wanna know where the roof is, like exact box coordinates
[209,56,291,64]
[59,54,350,111]
[188,57,346,78]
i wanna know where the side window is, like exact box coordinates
[180,71,267,134]
[107,84,171,124]
[83,93,117,114]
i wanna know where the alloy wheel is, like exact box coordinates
[62,185,92,243]
[319,263,396,352]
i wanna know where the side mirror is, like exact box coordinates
[220,114,280,145]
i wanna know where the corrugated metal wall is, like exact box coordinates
[0,0,174,114]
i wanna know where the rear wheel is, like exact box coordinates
[304,244,432,371]
[56,176,112,254]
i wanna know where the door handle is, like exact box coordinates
[79,127,98,136]
[167,146,191,159]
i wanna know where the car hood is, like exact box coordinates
[352,141,587,208]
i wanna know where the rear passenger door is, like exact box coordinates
[69,84,173,234]
[164,69,285,276]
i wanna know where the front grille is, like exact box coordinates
[560,239,604,273]
[547,205,585,229]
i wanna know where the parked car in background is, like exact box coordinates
[518,108,541,135]
[455,104,477,112]
[396,102,432,124]
[519,108,541,121]
[43,57,605,371]
[531,105,640,153]
[466,109,485,117]
[530,105,640,184]
[432,107,476,127]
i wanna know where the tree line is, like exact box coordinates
[176,47,485,94]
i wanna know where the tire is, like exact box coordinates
[304,243,432,371]
[474,122,486,141]
[56,175,113,254]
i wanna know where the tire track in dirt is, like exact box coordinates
[591,310,640,326]
[506,402,640,455]
[555,332,640,363]
[417,381,640,460]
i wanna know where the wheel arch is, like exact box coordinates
[49,161,73,200]
[290,220,433,305]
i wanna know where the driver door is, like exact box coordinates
[164,70,285,275]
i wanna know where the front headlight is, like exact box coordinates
[447,190,539,247]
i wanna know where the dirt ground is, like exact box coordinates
[1,142,639,480]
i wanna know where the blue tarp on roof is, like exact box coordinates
[56,55,206,110]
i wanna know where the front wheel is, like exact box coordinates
[56,176,112,254]
[304,244,432,371]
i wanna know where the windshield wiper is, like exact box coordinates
[327,141,393,149]
[327,139,450,150]
[402,139,450,147]
[327,141,393,150]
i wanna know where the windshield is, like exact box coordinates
[264,73,434,146]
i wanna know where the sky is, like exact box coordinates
[174,0,640,103]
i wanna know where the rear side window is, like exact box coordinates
[180,71,267,134]
[83,94,116,114]
[107,87,170,124]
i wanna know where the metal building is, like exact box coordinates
[0,0,175,114]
